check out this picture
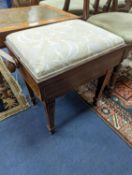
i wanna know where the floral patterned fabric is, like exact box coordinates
[0,56,29,120]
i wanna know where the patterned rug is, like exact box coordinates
[77,66,132,147]
[0,56,29,121]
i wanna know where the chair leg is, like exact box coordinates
[44,99,55,134]
[26,82,36,105]
[93,68,113,105]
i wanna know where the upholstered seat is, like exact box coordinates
[39,0,94,14]
[6,20,124,82]
[130,8,132,13]
[88,12,132,44]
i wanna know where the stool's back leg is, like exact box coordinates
[94,68,113,104]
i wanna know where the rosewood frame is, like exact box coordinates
[7,45,126,133]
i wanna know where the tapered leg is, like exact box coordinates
[82,0,90,20]
[63,0,70,11]
[26,82,36,105]
[93,68,113,105]
[44,99,55,134]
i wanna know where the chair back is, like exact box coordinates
[125,0,132,11]
[92,0,132,13]
[94,0,116,13]
[63,0,90,20]
[111,0,132,12]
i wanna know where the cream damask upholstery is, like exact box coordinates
[88,12,132,44]
[6,20,124,82]
[39,0,94,14]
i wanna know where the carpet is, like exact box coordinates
[0,0,7,8]
[77,66,132,147]
[0,56,29,120]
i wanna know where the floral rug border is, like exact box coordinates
[77,66,132,148]
[0,56,29,121]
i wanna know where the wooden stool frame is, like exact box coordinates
[6,45,126,133]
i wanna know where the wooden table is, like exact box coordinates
[0,4,79,47]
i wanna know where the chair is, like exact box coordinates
[40,0,128,15]
[91,0,131,13]
[88,1,132,90]
[40,0,93,18]
[40,0,112,15]
[113,0,132,12]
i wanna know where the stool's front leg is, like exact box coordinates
[43,98,55,134]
